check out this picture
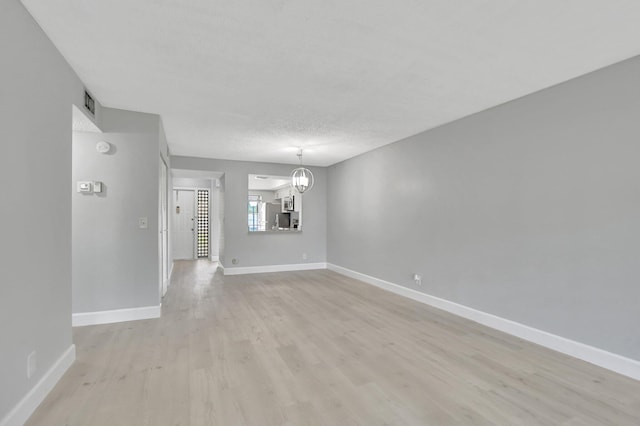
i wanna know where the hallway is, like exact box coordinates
[27,261,640,425]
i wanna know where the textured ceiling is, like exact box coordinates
[22,0,640,166]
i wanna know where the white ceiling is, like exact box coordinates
[22,1,640,166]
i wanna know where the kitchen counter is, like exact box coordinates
[248,228,301,234]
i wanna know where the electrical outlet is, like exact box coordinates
[27,351,37,379]
[413,273,422,286]
[302,252,308,260]
[138,217,148,229]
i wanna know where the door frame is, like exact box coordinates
[173,186,211,260]
[159,156,169,297]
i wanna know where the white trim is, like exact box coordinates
[210,255,219,262]
[223,262,327,276]
[0,345,75,426]
[169,261,174,281]
[72,305,161,327]
[327,263,640,381]
[161,279,170,297]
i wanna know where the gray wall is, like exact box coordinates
[171,156,327,268]
[72,108,162,313]
[328,56,640,361]
[0,0,101,420]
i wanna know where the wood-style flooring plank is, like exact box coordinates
[25,260,640,425]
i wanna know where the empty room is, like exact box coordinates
[2,0,640,425]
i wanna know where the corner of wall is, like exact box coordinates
[0,345,76,426]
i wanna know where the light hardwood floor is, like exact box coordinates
[27,260,640,425]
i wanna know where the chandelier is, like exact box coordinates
[290,149,314,194]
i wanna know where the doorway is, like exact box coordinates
[170,169,224,264]
[173,189,196,260]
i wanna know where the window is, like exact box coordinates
[249,195,260,231]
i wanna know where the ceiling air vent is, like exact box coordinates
[84,90,95,116]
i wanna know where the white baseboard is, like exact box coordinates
[327,263,640,381]
[210,255,219,262]
[0,344,75,426]
[224,262,328,276]
[72,305,161,327]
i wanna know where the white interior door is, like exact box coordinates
[173,189,196,260]
[159,157,169,297]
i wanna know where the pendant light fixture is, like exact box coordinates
[290,149,314,194]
